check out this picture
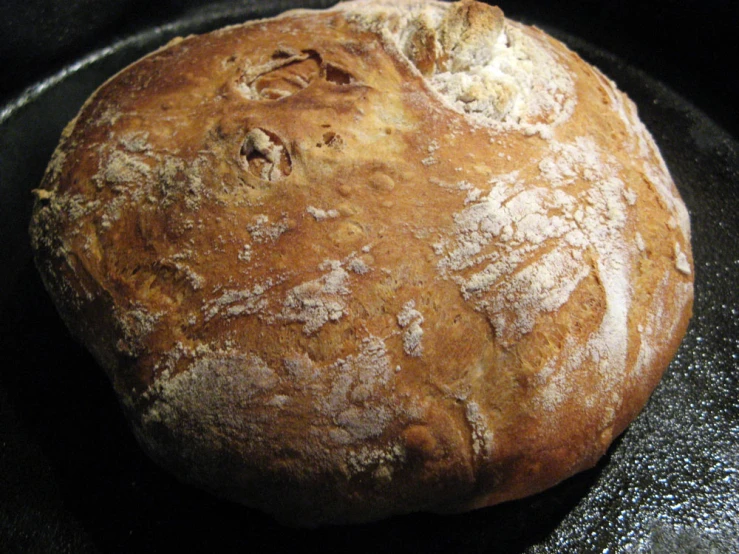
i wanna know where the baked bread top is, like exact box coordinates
[29,0,693,526]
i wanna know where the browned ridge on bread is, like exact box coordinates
[29,0,693,526]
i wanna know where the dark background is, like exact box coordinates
[1,0,738,138]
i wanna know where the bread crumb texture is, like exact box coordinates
[30,0,693,526]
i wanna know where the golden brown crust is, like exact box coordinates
[29,0,693,526]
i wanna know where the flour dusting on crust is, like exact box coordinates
[437,137,628,346]
[397,300,425,357]
[435,134,635,421]
[339,0,576,136]
[280,260,351,335]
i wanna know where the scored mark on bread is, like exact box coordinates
[240,128,292,181]
[324,63,354,85]
[249,49,321,100]
[237,48,356,101]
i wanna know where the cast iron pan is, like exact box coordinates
[1,1,737,552]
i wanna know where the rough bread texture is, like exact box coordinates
[29,0,694,526]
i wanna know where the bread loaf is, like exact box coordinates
[29,0,694,526]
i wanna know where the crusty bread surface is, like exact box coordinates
[29,0,693,526]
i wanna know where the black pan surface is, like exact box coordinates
[1,2,737,552]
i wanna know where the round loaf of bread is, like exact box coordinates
[29,0,694,526]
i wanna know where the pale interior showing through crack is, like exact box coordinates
[339,0,576,136]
